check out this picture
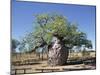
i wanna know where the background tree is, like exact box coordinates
[18,32,43,59]
[12,39,20,53]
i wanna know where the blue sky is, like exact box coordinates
[12,0,96,50]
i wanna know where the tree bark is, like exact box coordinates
[48,36,69,66]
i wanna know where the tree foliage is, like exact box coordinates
[19,13,92,52]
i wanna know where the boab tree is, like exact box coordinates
[20,13,92,66]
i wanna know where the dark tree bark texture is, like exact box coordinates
[48,36,69,66]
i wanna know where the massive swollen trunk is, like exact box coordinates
[48,36,69,66]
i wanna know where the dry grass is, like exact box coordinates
[12,52,95,61]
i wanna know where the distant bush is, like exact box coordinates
[81,49,90,57]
